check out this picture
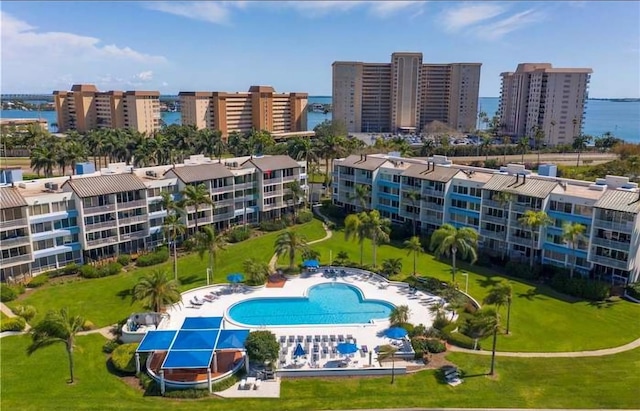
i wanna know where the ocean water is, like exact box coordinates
[2,96,637,142]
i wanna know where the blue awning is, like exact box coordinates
[162,349,215,369]
[137,330,177,352]
[181,317,222,330]
[216,330,249,349]
[302,259,319,268]
[172,330,218,350]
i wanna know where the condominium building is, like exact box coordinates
[332,154,640,285]
[332,52,481,133]
[53,84,161,134]
[179,86,308,138]
[0,118,48,132]
[0,155,307,282]
[499,63,593,146]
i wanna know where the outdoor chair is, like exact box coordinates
[330,335,336,342]
[254,379,261,390]
[338,335,345,342]
[322,335,329,342]
[280,336,286,344]
[239,379,247,390]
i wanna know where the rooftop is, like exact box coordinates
[482,173,559,199]
[0,186,27,209]
[63,173,148,198]
[401,164,458,183]
[166,163,234,183]
[337,155,388,172]
[242,155,302,171]
[594,189,640,213]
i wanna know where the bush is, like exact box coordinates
[433,315,452,331]
[320,200,346,221]
[245,330,279,364]
[444,331,479,350]
[111,343,138,374]
[504,261,542,280]
[82,320,96,331]
[259,220,287,232]
[117,254,132,266]
[411,337,447,355]
[410,324,427,338]
[413,276,447,294]
[103,339,121,354]
[627,282,640,300]
[27,274,49,288]
[211,370,245,392]
[98,262,122,277]
[79,265,100,279]
[397,322,414,336]
[295,210,313,224]
[550,274,610,301]
[0,285,18,302]
[164,389,209,399]
[1,316,26,332]
[227,226,252,243]
[136,248,169,267]
[11,305,36,322]
[62,263,80,276]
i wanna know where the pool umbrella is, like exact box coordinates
[226,273,244,283]
[336,342,358,355]
[293,343,306,358]
[302,259,320,268]
[385,327,408,340]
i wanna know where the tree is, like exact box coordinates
[420,139,436,157]
[404,236,423,275]
[348,183,371,211]
[334,251,349,265]
[480,135,492,161]
[244,330,279,365]
[27,308,85,383]
[195,226,227,282]
[486,309,500,376]
[483,282,513,334]
[430,224,478,282]
[180,183,213,232]
[344,213,367,265]
[30,144,56,177]
[405,190,423,236]
[132,269,181,313]
[531,125,545,166]
[502,134,512,164]
[389,305,410,326]
[274,230,309,270]
[243,258,270,286]
[381,258,402,278]
[494,192,515,260]
[285,179,305,219]
[363,210,391,267]
[562,222,586,279]
[518,210,552,268]
[377,344,399,383]
[573,134,593,167]
[162,214,186,281]
[517,137,529,164]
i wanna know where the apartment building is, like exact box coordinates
[0,155,307,282]
[179,86,308,138]
[0,118,48,132]
[332,52,481,133]
[53,84,161,134]
[499,63,593,146]
[332,154,640,285]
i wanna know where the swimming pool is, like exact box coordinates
[227,283,395,326]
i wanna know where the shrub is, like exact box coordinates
[550,274,610,301]
[259,219,287,232]
[627,282,640,300]
[164,389,209,399]
[397,322,414,336]
[432,315,452,331]
[136,248,169,267]
[410,324,427,338]
[211,370,245,392]
[62,263,80,276]
[111,343,138,374]
[27,274,49,288]
[320,201,346,221]
[103,339,121,354]
[463,302,478,314]
[411,337,447,355]
[296,210,313,224]
[79,265,100,279]
[97,262,122,277]
[414,276,447,294]
[504,261,541,280]
[0,285,18,302]
[11,305,36,322]
[82,320,96,331]
[117,254,132,266]
[227,226,252,243]
[1,317,26,332]
[245,330,279,364]
[445,331,479,350]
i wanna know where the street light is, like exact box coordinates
[461,272,469,294]
[206,268,211,286]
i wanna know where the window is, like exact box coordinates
[29,204,50,216]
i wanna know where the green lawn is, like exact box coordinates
[2,334,638,410]
[310,230,640,352]
[10,220,326,328]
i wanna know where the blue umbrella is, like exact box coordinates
[302,259,319,268]
[385,327,408,340]
[336,342,358,355]
[293,343,306,357]
[227,273,244,283]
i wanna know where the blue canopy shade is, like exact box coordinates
[217,330,250,350]
[385,327,408,340]
[162,350,214,369]
[137,330,177,352]
[227,273,244,283]
[181,317,222,330]
[171,329,218,350]
[302,259,320,268]
[293,343,306,357]
[336,342,358,354]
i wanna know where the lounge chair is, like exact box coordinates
[288,335,295,343]
[203,295,215,302]
[361,345,368,353]
[338,335,345,342]
[322,335,329,342]
[314,335,321,342]
[346,334,353,341]
[254,379,261,390]
[330,335,336,342]
[306,335,313,343]
[280,336,286,344]
[190,298,204,306]
[239,379,247,390]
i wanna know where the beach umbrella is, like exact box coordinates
[226,273,244,283]
[293,343,306,358]
[336,342,358,355]
[302,259,320,268]
[385,327,408,340]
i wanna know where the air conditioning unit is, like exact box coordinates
[50,183,59,191]
[44,182,52,189]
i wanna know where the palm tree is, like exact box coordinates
[420,139,436,157]
[195,226,227,283]
[562,222,586,279]
[27,308,85,383]
[389,305,410,326]
[531,125,545,166]
[363,210,391,267]
[132,269,181,313]
[430,224,478,283]
[162,214,186,281]
[481,135,492,161]
[517,137,529,164]
[486,308,500,376]
[381,258,402,278]
[483,282,513,334]
[572,134,592,167]
[518,210,552,268]
[404,236,423,276]
[348,184,371,211]
[344,213,367,265]
[243,258,270,286]
[405,189,423,236]
[30,144,56,177]
[377,345,399,383]
[180,183,213,232]
[285,179,305,220]
[494,192,514,260]
[274,230,309,270]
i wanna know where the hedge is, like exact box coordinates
[27,274,49,288]
[79,262,122,279]
[259,220,287,232]
[111,343,138,374]
[11,305,37,322]
[627,282,640,300]
[227,226,252,243]
[1,317,26,332]
[117,254,132,266]
[0,285,18,302]
[136,248,169,267]
[444,331,480,350]
[295,210,313,224]
[550,275,610,301]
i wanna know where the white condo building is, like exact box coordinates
[332,154,640,285]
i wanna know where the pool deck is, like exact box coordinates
[165,268,448,370]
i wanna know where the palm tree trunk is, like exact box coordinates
[506,301,512,335]
[173,238,178,281]
[67,345,75,383]
[413,252,417,275]
[570,244,575,279]
[576,150,581,167]
[489,327,497,376]
[360,241,364,265]
[390,357,395,384]
[530,232,535,268]
[451,249,457,283]
[194,206,199,232]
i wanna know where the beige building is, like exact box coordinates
[179,86,308,138]
[499,63,593,146]
[332,52,481,133]
[0,118,48,132]
[53,84,161,134]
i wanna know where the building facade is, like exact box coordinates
[332,154,640,285]
[179,86,308,138]
[332,52,481,133]
[53,84,161,134]
[0,155,307,282]
[499,63,593,146]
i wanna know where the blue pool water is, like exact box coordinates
[228,283,395,326]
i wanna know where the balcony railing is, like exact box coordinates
[591,237,632,252]
[85,220,117,231]
[263,190,283,198]
[589,254,630,270]
[0,217,29,229]
[423,202,444,211]
[509,234,533,245]
[482,199,504,210]
[592,219,635,233]
[422,187,445,197]
[211,185,234,194]
[86,237,118,247]
[118,215,148,225]
[481,214,507,224]
[120,231,147,241]
[84,204,116,214]
[1,254,33,265]
[480,229,505,240]
[0,236,31,249]
[234,182,254,190]
[263,177,281,185]
[117,199,147,210]
[214,199,235,208]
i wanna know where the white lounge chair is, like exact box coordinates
[254,379,261,390]
[239,379,247,390]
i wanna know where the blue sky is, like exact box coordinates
[2,1,639,97]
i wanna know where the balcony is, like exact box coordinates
[211,185,234,194]
[422,214,443,224]
[263,190,283,198]
[511,203,534,213]
[422,187,445,197]
[85,220,117,231]
[234,182,254,190]
[423,202,444,211]
[214,199,235,208]
[589,254,630,271]
[591,237,631,252]
[86,236,118,248]
[480,229,505,241]
[263,177,281,185]
[84,204,116,215]
[1,254,33,265]
[118,215,148,225]
[481,214,507,224]
[509,234,534,245]
[120,231,147,241]
[482,199,505,210]
[0,236,31,249]
[117,200,147,210]
[592,219,635,233]
[0,217,29,230]
[282,174,298,183]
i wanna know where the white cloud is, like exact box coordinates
[144,1,245,24]
[135,71,154,82]
[283,1,424,18]
[369,1,424,17]
[475,9,545,40]
[440,3,507,32]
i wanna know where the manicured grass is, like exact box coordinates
[310,230,640,352]
[10,220,326,328]
[2,334,638,410]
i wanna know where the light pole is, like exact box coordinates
[206,268,211,286]
[461,272,469,294]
